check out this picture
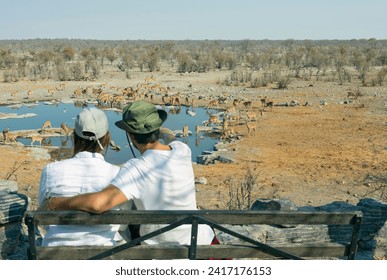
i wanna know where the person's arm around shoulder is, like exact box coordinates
[48,185,127,213]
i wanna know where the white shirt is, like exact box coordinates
[38,151,128,246]
[111,141,214,245]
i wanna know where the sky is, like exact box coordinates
[1,0,386,41]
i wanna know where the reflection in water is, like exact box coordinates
[42,138,52,146]
[195,135,204,147]
[0,102,220,164]
[60,135,71,147]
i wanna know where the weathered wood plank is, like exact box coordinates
[27,210,361,225]
[36,244,348,260]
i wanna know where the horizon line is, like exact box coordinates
[1,37,386,42]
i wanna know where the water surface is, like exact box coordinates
[0,102,220,164]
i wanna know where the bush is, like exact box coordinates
[376,67,387,85]
[276,75,291,89]
[222,69,252,86]
[250,71,279,88]
[70,62,85,81]
[3,70,19,82]
[55,60,70,81]
[177,53,197,73]
[224,168,257,210]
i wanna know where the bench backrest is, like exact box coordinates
[24,210,363,260]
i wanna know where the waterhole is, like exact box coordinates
[0,101,220,164]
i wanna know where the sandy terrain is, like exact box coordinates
[0,67,386,210]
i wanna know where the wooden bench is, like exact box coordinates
[24,210,363,260]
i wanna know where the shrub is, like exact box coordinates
[224,168,257,210]
[177,53,197,73]
[376,67,387,85]
[222,69,252,86]
[3,70,19,82]
[277,76,291,89]
[70,62,84,81]
[55,60,70,81]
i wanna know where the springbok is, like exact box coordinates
[222,118,229,130]
[233,99,241,107]
[260,98,274,108]
[60,123,70,135]
[206,100,219,109]
[41,121,52,132]
[144,76,156,84]
[56,83,66,91]
[205,115,221,126]
[246,122,256,136]
[220,127,235,140]
[168,95,181,106]
[245,111,257,121]
[26,90,33,98]
[182,125,189,137]
[73,88,83,98]
[5,133,20,143]
[97,93,112,107]
[112,95,126,108]
[2,128,9,140]
[243,101,252,108]
[30,136,45,146]
[47,88,55,96]
[195,125,200,135]
[185,97,195,108]
[225,106,236,115]
[2,128,19,143]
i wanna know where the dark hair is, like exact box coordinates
[130,129,160,145]
[73,131,111,156]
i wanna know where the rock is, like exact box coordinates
[250,198,298,211]
[0,180,18,193]
[173,130,192,138]
[0,113,37,120]
[250,199,298,228]
[356,198,387,259]
[27,147,51,160]
[195,177,207,185]
[216,198,387,260]
[197,151,236,165]
[213,142,228,151]
[0,191,29,259]
[217,153,236,163]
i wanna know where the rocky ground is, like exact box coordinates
[0,67,386,211]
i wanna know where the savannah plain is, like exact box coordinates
[0,39,386,211]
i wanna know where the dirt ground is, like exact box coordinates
[0,67,386,210]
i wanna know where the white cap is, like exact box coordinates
[74,107,108,149]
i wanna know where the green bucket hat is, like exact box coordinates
[115,101,167,134]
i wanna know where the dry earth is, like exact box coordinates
[0,67,386,211]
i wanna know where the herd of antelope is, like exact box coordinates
[9,83,67,100]
[2,76,276,148]
[2,119,72,147]
[200,94,273,140]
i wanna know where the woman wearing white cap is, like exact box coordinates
[38,107,131,246]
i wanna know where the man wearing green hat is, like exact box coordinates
[47,101,215,245]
